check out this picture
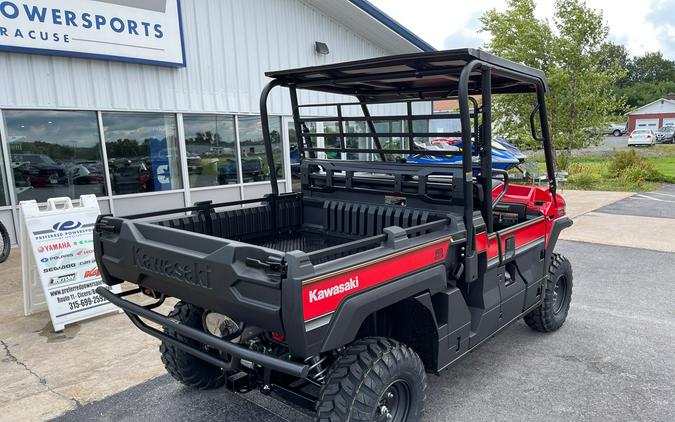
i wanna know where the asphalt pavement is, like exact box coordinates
[598,184,675,219]
[53,240,675,422]
[577,134,627,153]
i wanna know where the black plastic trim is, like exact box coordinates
[545,216,573,264]
[317,265,447,353]
[96,287,309,378]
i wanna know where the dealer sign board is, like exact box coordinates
[20,195,120,332]
[0,0,185,66]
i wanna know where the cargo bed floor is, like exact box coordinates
[253,231,352,253]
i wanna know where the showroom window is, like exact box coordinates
[102,113,182,195]
[237,116,284,182]
[183,114,238,187]
[3,110,106,203]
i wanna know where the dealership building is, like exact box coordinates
[0,0,433,244]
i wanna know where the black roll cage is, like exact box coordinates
[258,49,557,283]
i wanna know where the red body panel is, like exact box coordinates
[301,237,451,321]
[300,183,564,322]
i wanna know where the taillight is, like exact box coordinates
[271,332,285,342]
[142,287,159,298]
[557,206,566,217]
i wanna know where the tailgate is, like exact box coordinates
[94,216,286,332]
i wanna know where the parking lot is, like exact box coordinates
[39,187,674,422]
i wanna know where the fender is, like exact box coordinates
[545,216,573,265]
[319,265,447,352]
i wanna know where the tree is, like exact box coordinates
[480,0,625,153]
[597,42,630,79]
[617,80,675,109]
[480,0,554,147]
[548,0,625,154]
[628,51,675,84]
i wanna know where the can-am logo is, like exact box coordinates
[84,268,100,278]
[37,242,71,253]
[308,277,359,303]
[53,221,82,232]
[50,273,76,285]
[133,247,212,289]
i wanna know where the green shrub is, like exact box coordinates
[557,153,570,171]
[568,172,601,189]
[618,163,663,184]
[608,150,642,176]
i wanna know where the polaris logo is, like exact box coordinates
[53,221,82,232]
[308,277,359,303]
[133,247,212,289]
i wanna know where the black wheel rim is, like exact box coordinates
[552,275,568,315]
[375,379,411,422]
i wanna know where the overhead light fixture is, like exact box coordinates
[315,42,329,55]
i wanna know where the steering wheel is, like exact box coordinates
[491,169,509,209]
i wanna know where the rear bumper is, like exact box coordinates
[627,139,653,145]
[96,287,309,378]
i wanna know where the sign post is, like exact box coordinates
[20,195,120,332]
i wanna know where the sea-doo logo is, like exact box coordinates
[308,277,359,303]
[43,263,76,273]
[53,221,82,232]
[133,247,212,289]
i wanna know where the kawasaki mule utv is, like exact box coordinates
[94,48,573,421]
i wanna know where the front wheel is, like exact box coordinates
[613,129,622,137]
[316,337,426,422]
[525,253,573,332]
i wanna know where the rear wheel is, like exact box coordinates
[316,337,426,422]
[525,253,573,332]
[0,221,11,263]
[613,129,622,137]
[160,302,227,389]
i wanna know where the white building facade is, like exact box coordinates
[0,0,431,243]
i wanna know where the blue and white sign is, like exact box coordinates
[0,0,185,67]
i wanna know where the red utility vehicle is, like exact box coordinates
[95,49,573,421]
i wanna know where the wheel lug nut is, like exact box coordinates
[387,391,394,399]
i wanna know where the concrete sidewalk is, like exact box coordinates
[560,185,675,253]
[0,187,672,421]
[0,251,175,421]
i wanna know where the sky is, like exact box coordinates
[369,0,675,60]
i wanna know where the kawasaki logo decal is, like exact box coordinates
[133,247,212,289]
[308,277,359,303]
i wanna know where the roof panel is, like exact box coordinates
[266,48,548,101]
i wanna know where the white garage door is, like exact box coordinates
[663,118,675,127]
[635,118,659,130]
